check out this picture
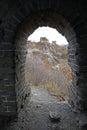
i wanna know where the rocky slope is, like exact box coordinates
[27,40,68,71]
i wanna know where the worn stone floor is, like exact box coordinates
[1,86,79,130]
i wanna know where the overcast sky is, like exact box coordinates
[28,26,68,45]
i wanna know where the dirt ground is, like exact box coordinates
[4,86,79,130]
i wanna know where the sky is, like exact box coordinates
[28,26,68,46]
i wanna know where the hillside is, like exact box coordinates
[25,38,72,101]
[27,40,68,69]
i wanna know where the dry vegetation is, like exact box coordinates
[25,41,72,101]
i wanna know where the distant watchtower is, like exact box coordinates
[52,41,57,44]
[40,37,49,43]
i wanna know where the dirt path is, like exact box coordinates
[20,86,79,130]
[8,86,79,130]
[30,86,59,103]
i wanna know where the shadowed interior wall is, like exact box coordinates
[0,0,87,118]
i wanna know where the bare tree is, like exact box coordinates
[25,54,47,86]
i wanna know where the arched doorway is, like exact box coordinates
[15,11,77,111]
[25,26,72,102]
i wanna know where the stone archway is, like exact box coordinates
[15,11,78,112]
[0,0,87,129]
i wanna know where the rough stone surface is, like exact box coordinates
[76,113,87,130]
[49,111,61,122]
[1,86,78,130]
[0,0,87,129]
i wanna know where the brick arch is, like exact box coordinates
[15,11,80,113]
[0,0,87,120]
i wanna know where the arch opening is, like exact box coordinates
[25,26,72,102]
[15,11,78,112]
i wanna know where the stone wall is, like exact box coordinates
[0,1,87,127]
[15,36,31,112]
